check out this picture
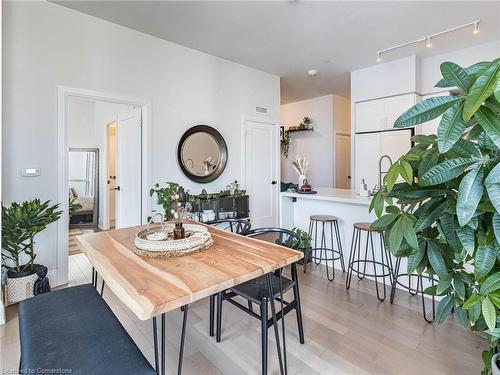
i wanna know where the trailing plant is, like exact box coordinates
[2,199,62,273]
[281,130,292,158]
[369,59,500,373]
[149,182,180,221]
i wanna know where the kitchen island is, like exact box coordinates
[280,188,378,275]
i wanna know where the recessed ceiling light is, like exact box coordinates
[307,69,319,77]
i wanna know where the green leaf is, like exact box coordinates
[388,216,404,253]
[411,134,437,145]
[481,272,500,295]
[457,166,484,227]
[454,277,466,300]
[463,294,482,309]
[475,244,496,279]
[463,60,500,121]
[437,276,452,294]
[369,191,385,217]
[440,214,462,250]
[493,213,500,244]
[466,61,491,76]
[440,61,470,91]
[486,328,500,338]
[485,163,500,214]
[414,200,448,232]
[399,160,413,185]
[469,300,481,321]
[427,240,448,277]
[418,148,439,178]
[401,214,418,249]
[384,162,400,192]
[407,242,426,274]
[456,225,475,255]
[454,307,469,328]
[449,138,482,158]
[474,106,500,150]
[371,214,397,230]
[436,294,454,323]
[482,297,497,330]
[420,158,476,186]
[394,96,463,128]
[437,101,467,153]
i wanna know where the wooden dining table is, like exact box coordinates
[77,222,303,375]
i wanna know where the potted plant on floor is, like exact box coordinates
[2,199,62,304]
[369,59,499,374]
[291,227,312,264]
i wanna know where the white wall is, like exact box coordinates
[2,1,280,281]
[419,40,500,94]
[280,94,350,188]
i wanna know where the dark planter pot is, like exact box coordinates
[492,353,500,375]
[297,249,313,265]
[7,266,36,279]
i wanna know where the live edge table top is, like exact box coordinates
[76,223,303,320]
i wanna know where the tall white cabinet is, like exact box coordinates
[354,93,417,191]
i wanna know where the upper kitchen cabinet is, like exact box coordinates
[355,93,418,133]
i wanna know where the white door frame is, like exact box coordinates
[100,115,118,230]
[240,115,280,226]
[57,86,151,286]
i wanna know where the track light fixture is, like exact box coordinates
[376,20,480,62]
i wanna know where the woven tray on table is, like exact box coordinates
[134,222,213,258]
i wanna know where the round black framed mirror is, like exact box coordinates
[177,125,228,183]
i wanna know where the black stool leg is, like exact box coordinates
[390,258,401,303]
[91,266,95,286]
[369,231,386,302]
[314,221,321,265]
[325,222,335,281]
[100,280,105,297]
[346,228,358,289]
[260,297,268,375]
[359,230,369,280]
[419,276,436,323]
[209,294,215,337]
[334,221,346,272]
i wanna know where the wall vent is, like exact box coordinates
[256,106,268,114]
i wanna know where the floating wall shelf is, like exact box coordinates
[287,128,313,134]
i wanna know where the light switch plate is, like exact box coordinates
[21,168,41,177]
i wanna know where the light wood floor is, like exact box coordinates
[1,254,485,374]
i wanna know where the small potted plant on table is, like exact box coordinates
[2,199,61,304]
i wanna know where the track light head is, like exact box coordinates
[426,37,432,48]
[473,21,480,34]
[376,52,382,62]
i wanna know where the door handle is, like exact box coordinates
[271,181,277,185]
[113,186,121,191]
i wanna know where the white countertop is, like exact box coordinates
[280,188,372,206]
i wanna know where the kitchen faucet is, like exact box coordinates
[378,154,393,189]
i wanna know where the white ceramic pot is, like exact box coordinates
[492,353,500,375]
[298,174,307,188]
[6,268,38,304]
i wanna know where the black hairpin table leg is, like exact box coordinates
[266,271,287,375]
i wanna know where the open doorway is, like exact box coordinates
[57,88,150,284]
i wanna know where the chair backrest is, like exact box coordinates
[242,227,301,250]
[207,218,251,234]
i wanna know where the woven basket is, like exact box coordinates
[134,219,213,258]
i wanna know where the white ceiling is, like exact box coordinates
[54,1,500,104]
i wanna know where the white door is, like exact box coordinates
[355,132,381,191]
[115,109,142,228]
[244,119,278,228]
[335,133,351,189]
[107,124,117,228]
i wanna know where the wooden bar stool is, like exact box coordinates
[305,215,345,281]
[346,222,393,301]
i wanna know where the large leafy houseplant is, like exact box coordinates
[2,199,62,273]
[370,58,499,373]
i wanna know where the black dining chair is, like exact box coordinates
[215,227,305,375]
[207,218,251,337]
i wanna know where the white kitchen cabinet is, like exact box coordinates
[415,92,451,136]
[355,93,417,133]
[355,129,412,191]
[380,130,412,163]
[355,132,380,191]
